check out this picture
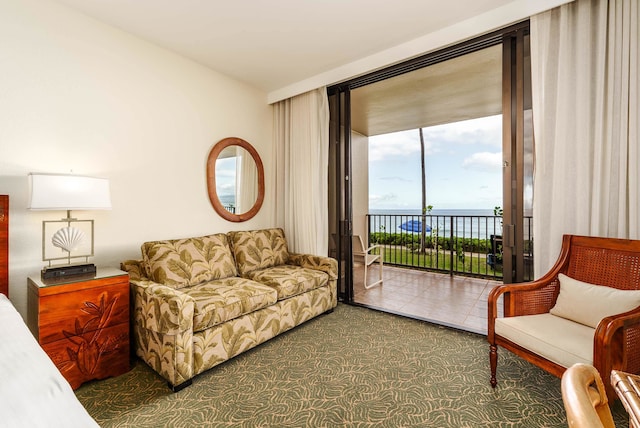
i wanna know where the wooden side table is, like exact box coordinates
[27,267,130,390]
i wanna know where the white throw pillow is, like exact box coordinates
[550,273,640,328]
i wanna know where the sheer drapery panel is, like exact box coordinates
[273,88,329,255]
[531,0,639,274]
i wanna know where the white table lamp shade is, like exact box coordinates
[28,173,111,211]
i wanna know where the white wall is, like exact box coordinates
[0,0,273,316]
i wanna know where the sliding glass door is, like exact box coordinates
[502,28,534,283]
[328,86,354,302]
[328,21,534,302]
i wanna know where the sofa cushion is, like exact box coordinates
[495,313,593,368]
[228,228,289,276]
[550,273,640,328]
[141,234,238,289]
[181,277,278,332]
[245,265,328,300]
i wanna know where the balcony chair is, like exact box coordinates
[488,234,640,401]
[561,363,615,428]
[352,235,383,289]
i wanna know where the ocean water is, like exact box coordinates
[368,209,502,239]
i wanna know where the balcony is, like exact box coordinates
[365,213,533,280]
[353,264,500,334]
[350,212,531,334]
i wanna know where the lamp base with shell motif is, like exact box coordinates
[41,211,96,279]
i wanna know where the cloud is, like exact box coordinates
[368,114,502,163]
[462,152,501,172]
[216,182,235,196]
[423,115,502,152]
[368,129,432,162]
[369,193,398,204]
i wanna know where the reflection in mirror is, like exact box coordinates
[207,137,264,222]
[215,146,259,214]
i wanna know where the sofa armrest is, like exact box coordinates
[288,253,338,280]
[123,259,196,389]
[121,259,145,281]
[130,279,195,335]
[122,259,194,333]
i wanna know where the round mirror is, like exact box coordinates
[206,137,265,222]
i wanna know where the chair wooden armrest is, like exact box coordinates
[488,278,557,317]
[488,235,573,325]
[487,277,560,341]
[594,308,640,399]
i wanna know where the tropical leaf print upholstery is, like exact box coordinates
[246,265,327,300]
[121,259,144,281]
[121,228,338,390]
[228,228,289,276]
[193,287,334,375]
[180,278,277,332]
[141,234,237,289]
[288,253,338,280]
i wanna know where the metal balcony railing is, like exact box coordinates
[366,213,533,280]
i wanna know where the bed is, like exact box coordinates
[0,293,99,427]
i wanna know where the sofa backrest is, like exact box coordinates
[141,233,237,289]
[228,228,289,276]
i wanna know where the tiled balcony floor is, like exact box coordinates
[352,264,503,335]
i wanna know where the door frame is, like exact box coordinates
[328,86,354,302]
[502,27,532,284]
[327,21,533,300]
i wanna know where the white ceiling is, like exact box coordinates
[52,0,557,102]
[351,44,502,136]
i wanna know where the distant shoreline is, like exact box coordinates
[369,208,496,216]
[367,209,502,238]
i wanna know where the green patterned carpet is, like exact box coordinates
[76,304,629,427]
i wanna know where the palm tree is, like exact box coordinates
[419,127,427,253]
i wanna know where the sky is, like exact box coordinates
[368,114,502,211]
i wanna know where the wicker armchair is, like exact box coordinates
[488,234,640,400]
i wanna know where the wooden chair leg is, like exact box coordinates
[490,344,498,388]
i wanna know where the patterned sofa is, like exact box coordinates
[121,228,337,391]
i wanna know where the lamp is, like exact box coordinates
[28,173,111,279]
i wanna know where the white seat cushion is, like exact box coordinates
[495,313,594,368]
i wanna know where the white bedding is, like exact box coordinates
[0,294,99,428]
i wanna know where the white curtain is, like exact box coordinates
[236,147,258,214]
[273,87,330,255]
[530,0,639,275]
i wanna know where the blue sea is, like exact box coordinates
[368,209,502,239]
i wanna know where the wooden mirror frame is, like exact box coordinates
[206,137,265,222]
